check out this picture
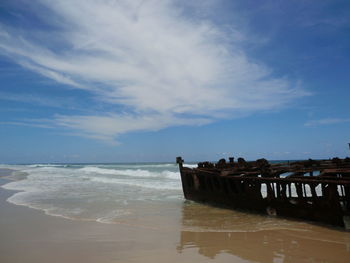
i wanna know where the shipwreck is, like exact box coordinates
[176,156,350,228]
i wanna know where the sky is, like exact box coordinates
[0,0,349,163]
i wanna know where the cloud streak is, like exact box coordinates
[0,0,308,142]
[305,118,350,126]
[0,91,80,109]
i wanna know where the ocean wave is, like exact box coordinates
[0,163,184,226]
[89,176,181,190]
[5,192,95,222]
[109,163,176,168]
[27,164,70,168]
[79,166,180,180]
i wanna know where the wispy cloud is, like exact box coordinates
[0,0,308,142]
[305,118,350,126]
[0,120,54,129]
[54,113,212,143]
[0,91,74,109]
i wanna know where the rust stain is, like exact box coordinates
[176,157,350,228]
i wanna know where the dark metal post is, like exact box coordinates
[176,156,184,169]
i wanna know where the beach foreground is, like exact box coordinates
[1,167,350,263]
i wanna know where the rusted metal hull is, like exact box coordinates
[177,157,350,228]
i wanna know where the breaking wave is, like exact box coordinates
[79,166,179,180]
[1,163,183,224]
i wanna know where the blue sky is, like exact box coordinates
[0,0,349,163]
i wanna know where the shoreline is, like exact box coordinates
[0,175,189,263]
[1,169,350,262]
[0,168,28,181]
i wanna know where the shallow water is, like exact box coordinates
[0,163,183,223]
[1,163,350,262]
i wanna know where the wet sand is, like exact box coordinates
[1,170,350,263]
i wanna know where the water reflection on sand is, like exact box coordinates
[178,202,350,262]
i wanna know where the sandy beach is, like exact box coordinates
[1,0,350,262]
[1,168,350,263]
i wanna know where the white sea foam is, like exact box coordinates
[96,210,133,224]
[1,163,184,224]
[79,166,180,180]
[2,163,330,232]
[27,164,67,168]
[117,163,176,168]
[89,176,181,190]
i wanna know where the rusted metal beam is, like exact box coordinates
[177,156,350,228]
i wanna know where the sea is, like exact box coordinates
[0,162,339,228]
[0,162,303,229]
[0,163,188,225]
[1,162,350,262]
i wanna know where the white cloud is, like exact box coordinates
[0,121,54,129]
[54,113,211,143]
[305,118,350,126]
[0,91,79,109]
[0,0,308,142]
